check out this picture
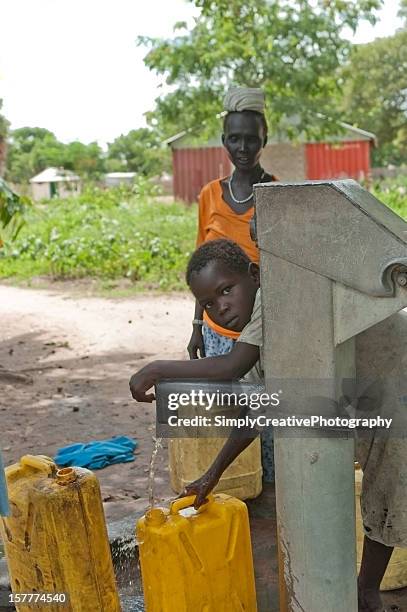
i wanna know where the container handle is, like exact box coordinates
[20,455,57,475]
[170,494,215,515]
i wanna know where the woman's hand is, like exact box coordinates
[187,326,205,359]
[179,468,220,508]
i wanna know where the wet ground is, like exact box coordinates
[112,483,407,611]
[1,484,407,610]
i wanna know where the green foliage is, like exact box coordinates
[0,184,196,289]
[0,100,10,139]
[372,176,407,218]
[6,126,168,183]
[6,128,105,183]
[399,0,407,22]
[106,128,170,176]
[341,29,407,166]
[140,0,382,139]
[62,141,105,178]
[1,177,405,291]
[0,178,32,245]
[6,127,65,183]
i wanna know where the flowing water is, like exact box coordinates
[147,437,162,508]
[114,435,163,610]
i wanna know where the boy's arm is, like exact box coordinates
[129,342,259,402]
[182,433,256,508]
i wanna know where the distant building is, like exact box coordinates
[167,122,376,203]
[29,167,81,200]
[104,172,137,187]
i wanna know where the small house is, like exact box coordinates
[29,167,81,200]
[104,172,137,187]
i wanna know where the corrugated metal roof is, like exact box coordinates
[104,172,137,179]
[166,117,376,148]
[30,167,80,183]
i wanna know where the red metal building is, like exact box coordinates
[305,140,371,181]
[167,124,376,203]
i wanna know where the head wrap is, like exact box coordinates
[223,86,265,114]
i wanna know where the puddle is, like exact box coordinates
[119,595,144,611]
[113,536,144,611]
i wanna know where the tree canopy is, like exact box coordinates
[0,100,10,139]
[139,0,382,139]
[5,127,168,183]
[106,128,170,175]
[6,128,107,183]
[341,28,407,165]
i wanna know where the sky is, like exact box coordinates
[0,0,403,146]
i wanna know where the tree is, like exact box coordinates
[6,127,65,183]
[6,128,106,182]
[0,100,10,178]
[106,128,170,176]
[0,100,9,139]
[341,29,407,166]
[139,0,381,139]
[63,141,105,178]
[399,0,407,22]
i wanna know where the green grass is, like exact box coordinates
[0,185,197,290]
[0,178,406,292]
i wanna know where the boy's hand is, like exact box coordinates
[129,364,157,402]
[179,468,220,508]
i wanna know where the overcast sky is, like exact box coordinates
[0,0,403,145]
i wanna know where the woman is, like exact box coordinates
[187,86,277,482]
[188,86,277,360]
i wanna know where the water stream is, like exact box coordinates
[114,435,163,610]
[147,437,162,508]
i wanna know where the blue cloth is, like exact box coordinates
[54,436,137,470]
[0,450,10,516]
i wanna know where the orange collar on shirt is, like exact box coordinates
[203,310,241,340]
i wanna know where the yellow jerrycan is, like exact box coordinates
[169,437,262,500]
[355,464,407,590]
[137,493,258,611]
[0,455,121,612]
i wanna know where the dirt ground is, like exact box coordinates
[0,282,194,523]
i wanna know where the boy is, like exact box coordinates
[130,238,404,612]
[129,238,264,503]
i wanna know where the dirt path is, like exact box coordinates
[0,283,194,522]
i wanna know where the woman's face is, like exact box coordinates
[222,112,267,171]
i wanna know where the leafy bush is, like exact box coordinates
[372,176,407,219]
[0,177,32,244]
[0,184,196,289]
[1,179,405,291]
